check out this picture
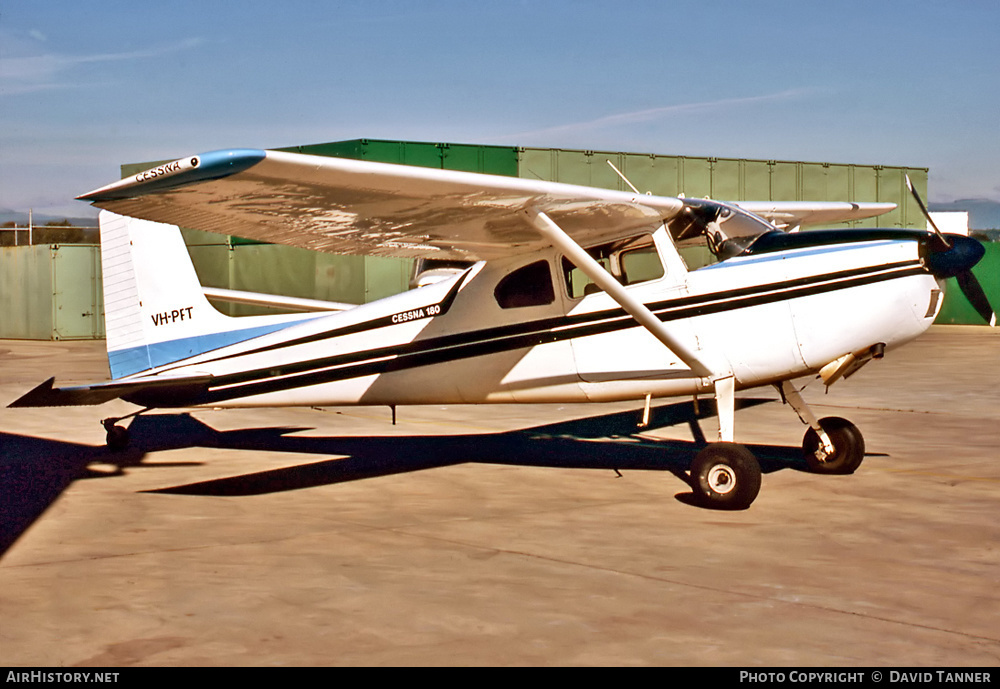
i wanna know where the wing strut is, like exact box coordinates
[525,208,714,379]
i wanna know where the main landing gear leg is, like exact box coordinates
[523,209,759,508]
[778,381,865,474]
[101,408,149,451]
[690,375,762,510]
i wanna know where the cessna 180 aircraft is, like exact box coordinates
[10,149,995,510]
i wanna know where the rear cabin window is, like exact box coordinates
[494,260,556,309]
[562,235,664,299]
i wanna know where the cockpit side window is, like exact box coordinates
[619,245,664,284]
[562,235,664,299]
[494,260,556,309]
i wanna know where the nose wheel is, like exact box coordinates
[802,416,865,474]
[779,381,865,474]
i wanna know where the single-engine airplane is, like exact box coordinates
[10,149,995,509]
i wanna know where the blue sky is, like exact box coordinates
[2,0,998,216]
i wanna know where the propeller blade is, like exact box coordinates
[905,174,950,248]
[904,176,995,327]
[956,270,997,327]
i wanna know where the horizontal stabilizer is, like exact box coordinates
[8,375,213,408]
[202,287,355,312]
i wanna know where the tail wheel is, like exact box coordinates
[690,443,761,510]
[802,417,865,475]
[103,420,130,452]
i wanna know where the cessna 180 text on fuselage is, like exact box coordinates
[11,149,994,509]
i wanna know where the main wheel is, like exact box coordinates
[690,443,761,510]
[802,417,865,474]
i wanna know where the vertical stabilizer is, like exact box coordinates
[99,211,313,378]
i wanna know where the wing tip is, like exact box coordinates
[78,148,267,203]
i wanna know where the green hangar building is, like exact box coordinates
[122,138,931,316]
[3,138,994,339]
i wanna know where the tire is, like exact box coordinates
[105,425,130,452]
[802,417,865,475]
[690,443,761,510]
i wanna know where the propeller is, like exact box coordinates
[956,270,996,327]
[906,175,951,248]
[906,175,996,327]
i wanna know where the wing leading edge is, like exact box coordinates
[735,201,897,230]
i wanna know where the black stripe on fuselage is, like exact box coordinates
[128,258,925,407]
[186,264,476,367]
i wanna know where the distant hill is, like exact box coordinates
[0,207,99,227]
[928,199,1000,230]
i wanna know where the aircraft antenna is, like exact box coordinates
[606,160,646,195]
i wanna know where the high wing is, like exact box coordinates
[79,149,896,258]
[78,149,685,261]
[734,201,896,230]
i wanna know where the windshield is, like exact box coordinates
[668,199,777,266]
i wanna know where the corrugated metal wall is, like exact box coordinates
[16,138,990,340]
[281,139,518,175]
[936,242,1000,325]
[0,245,104,339]
[518,147,927,229]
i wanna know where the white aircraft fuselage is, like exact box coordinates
[116,228,938,411]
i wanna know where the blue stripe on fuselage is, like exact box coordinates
[697,240,904,271]
[108,319,314,379]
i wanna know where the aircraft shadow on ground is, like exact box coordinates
[0,398,804,556]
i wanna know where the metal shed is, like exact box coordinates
[13,139,982,341]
